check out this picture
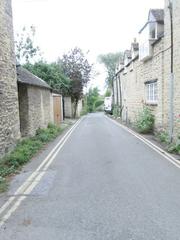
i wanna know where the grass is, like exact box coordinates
[0,123,65,193]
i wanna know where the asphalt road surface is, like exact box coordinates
[1,113,180,239]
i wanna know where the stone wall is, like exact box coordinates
[64,97,72,118]
[119,38,166,130]
[18,84,53,137]
[76,99,83,118]
[0,0,20,156]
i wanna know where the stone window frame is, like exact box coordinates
[144,79,158,105]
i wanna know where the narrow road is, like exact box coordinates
[1,113,180,239]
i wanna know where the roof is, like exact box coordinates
[17,66,51,90]
[139,9,164,33]
[149,9,164,23]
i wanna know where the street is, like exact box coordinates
[1,113,180,239]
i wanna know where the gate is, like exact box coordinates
[53,95,62,125]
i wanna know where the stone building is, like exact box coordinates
[17,66,54,137]
[0,0,20,156]
[113,1,180,139]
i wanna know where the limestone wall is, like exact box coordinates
[18,84,53,137]
[0,0,20,156]
[64,97,72,118]
[120,38,166,130]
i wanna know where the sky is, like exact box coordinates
[12,0,164,93]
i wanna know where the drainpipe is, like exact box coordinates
[116,75,119,107]
[112,76,115,106]
[168,0,174,142]
[118,75,122,116]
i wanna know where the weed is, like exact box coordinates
[0,177,8,193]
[0,123,64,192]
[113,105,121,118]
[156,130,169,144]
[167,137,180,154]
[135,107,154,134]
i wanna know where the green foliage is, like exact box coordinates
[86,87,103,113]
[156,130,169,144]
[0,177,7,192]
[36,123,62,143]
[167,136,180,154]
[98,52,123,88]
[0,124,63,192]
[104,88,111,97]
[135,107,155,133]
[113,105,121,117]
[15,26,42,64]
[24,61,71,95]
[96,105,104,112]
[94,99,104,109]
[60,47,93,117]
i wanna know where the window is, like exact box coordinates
[149,22,157,39]
[145,81,158,104]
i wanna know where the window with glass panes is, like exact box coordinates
[146,81,158,103]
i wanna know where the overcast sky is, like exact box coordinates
[12,0,164,93]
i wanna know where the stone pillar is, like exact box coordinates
[0,0,20,156]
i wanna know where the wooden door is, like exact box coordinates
[53,96,61,125]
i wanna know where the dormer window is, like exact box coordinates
[149,22,157,39]
[123,50,132,73]
[139,9,164,61]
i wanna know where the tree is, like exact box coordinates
[60,47,93,117]
[104,88,112,97]
[98,52,123,88]
[23,61,71,95]
[86,87,103,112]
[15,26,42,64]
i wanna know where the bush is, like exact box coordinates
[95,105,104,112]
[156,130,169,144]
[135,107,154,133]
[94,100,104,109]
[113,105,121,118]
[167,136,180,154]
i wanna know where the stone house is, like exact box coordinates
[17,65,54,137]
[0,0,20,157]
[114,1,180,139]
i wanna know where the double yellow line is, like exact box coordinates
[0,117,83,228]
[106,116,180,169]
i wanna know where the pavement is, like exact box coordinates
[1,113,180,239]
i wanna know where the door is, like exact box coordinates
[53,96,61,125]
